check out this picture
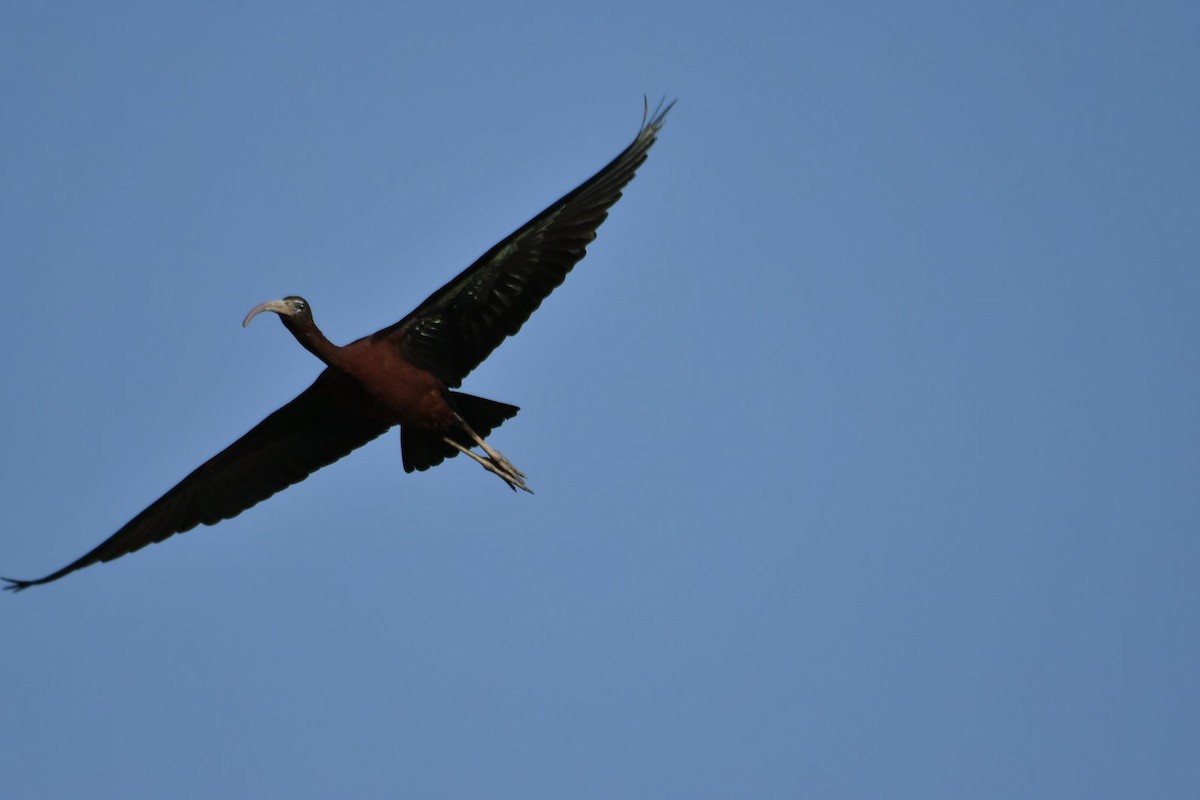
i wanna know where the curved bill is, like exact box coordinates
[242,299,291,328]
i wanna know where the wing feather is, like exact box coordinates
[4,370,390,590]
[380,100,674,387]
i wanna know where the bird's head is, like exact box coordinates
[242,296,312,328]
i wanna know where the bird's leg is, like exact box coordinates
[457,419,527,479]
[442,436,533,494]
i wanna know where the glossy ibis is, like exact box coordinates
[5,100,673,591]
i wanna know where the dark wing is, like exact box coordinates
[379,100,674,387]
[4,371,390,591]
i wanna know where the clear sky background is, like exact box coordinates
[2,2,1197,798]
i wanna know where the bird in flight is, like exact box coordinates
[5,99,673,591]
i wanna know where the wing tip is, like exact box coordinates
[640,96,677,137]
[4,564,78,592]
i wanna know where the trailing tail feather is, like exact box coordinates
[401,392,519,473]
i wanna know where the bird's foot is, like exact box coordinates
[443,437,533,494]
[459,422,527,479]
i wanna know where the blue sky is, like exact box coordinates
[2,2,1197,797]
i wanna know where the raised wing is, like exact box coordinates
[381,100,674,387]
[4,371,390,590]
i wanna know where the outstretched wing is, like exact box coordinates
[381,100,674,388]
[4,371,390,590]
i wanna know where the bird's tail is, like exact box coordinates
[401,392,520,473]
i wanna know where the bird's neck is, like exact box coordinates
[285,319,343,367]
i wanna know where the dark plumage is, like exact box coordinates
[5,100,673,591]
